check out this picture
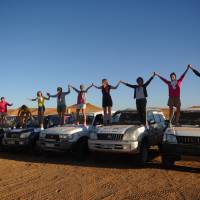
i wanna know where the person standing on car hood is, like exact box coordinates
[155,65,190,125]
[47,86,71,125]
[0,97,13,127]
[93,79,120,125]
[121,73,155,125]
[69,84,93,126]
[29,91,50,130]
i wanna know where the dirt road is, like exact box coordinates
[0,150,199,200]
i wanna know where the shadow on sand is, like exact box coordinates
[0,149,199,174]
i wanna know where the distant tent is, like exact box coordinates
[7,103,102,116]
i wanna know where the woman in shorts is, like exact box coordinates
[155,65,190,125]
[93,79,120,125]
[29,91,50,130]
[47,86,71,125]
[69,84,93,126]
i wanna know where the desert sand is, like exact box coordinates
[0,149,199,200]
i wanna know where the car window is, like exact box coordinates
[154,114,161,123]
[147,112,154,122]
[112,111,142,125]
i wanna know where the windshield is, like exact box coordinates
[177,111,200,125]
[112,111,142,125]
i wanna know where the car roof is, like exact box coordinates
[115,108,162,113]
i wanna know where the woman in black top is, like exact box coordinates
[93,79,120,125]
[121,73,155,125]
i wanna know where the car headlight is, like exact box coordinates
[163,134,177,144]
[90,132,98,140]
[123,131,137,141]
[20,132,31,139]
[59,134,74,140]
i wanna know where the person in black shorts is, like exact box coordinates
[93,79,120,125]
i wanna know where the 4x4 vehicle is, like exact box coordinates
[2,117,41,151]
[162,110,200,168]
[89,109,167,165]
[39,112,103,159]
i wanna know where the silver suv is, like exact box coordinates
[89,109,167,165]
[162,110,200,168]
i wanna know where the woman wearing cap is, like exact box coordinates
[155,65,190,125]
[47,86,71,125]
[121,73,155,125]
[69,84,93,126]
[29,91,50,130]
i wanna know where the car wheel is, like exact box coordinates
[137,142,149,166]
[73,138,89,161]
[162,156,175,169]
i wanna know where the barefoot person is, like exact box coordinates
[17,105,33,128]
[69,84,93,126]
[29,91,50,130]
[47,86,71,125]
[155,65,190,125]
[121,73,155,125]
[0,97,13,127]
[93,79,120,125]
[189,65,200,77]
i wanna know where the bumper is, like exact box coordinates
[162,143,200,160]
[39,139,74,152]
[88,139,139,154]
[2,138,32,148]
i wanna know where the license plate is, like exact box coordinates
[8,140,16,145]
[45,143,55,148]
[102,144,114,149]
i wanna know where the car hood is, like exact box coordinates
[96,125,138,134]
[6,128,34,134]
[173,126,200,137]
[43,125,89,135]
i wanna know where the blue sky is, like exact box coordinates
[0,0,200,110]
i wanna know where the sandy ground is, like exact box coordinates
[0,150,199,200]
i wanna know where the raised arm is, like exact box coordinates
[7,102,13,107]
[63,85,71,95]
[47,93,58,98]
[69,85,80,93]
[120,81,137,89]
[189,65,200,78]
[44,96,50,101]
[92,83,102,89]
[178,65,190,82]
[110,81,121,89]
[155,73,170,85]
[144,73,155,87]
[85,84,93,92]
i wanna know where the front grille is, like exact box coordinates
[6,133,20,139]
[177,136,200,145]
[97,134,123,141]
[45,134,60,141]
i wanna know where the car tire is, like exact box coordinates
[73,138,89,161]
[137,142,149,166]
[162,156,175,169]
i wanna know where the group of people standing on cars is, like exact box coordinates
[1,64,200,129]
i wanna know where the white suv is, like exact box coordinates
[89,109,167,165]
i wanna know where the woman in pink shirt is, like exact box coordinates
[155,65,190,125]
[69,84,93,126]
[0,97,13,126]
